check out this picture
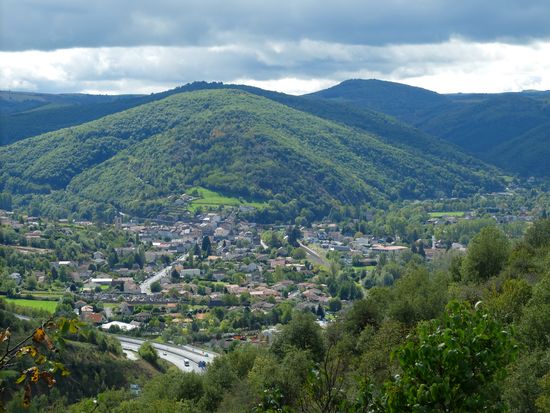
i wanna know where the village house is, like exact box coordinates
[80,304,94,313]
[50,260,74,269]
[225,285,249,295]
[80,311,105,325]
[118,302,133,316]
[116,247,137,257]
[178,268,201,278]
[252,301,276,312]
[133,311,152,322]
[214,226,231,240]
[269,258,287,268]
[250,287,280,298]
[93,251,105,260]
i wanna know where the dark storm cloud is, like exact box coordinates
[2,0,550,51]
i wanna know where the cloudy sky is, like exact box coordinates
[1,0,550,95]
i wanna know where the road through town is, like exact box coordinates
[139,254,187,295]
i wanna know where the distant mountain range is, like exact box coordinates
[309,79,550,177]
[3,79,549,179]
[0,86,502,221]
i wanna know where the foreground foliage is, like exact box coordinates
[385,301,516,412]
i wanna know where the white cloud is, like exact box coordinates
[384,40,550,92]
[231,77,339,96]
[1,39,550,95]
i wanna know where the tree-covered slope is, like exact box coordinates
[0,91,138,114]
[309,79,550,177]
[418,94,550,155]
[488,121,550,177]
[0,83,240,146]
[204,83,490,170]
[0,81,469,167]
[0,81,511,184]
[0,85,225,146]
[306,79,452,124]
[0,91,146,146]
[0,89,503,220]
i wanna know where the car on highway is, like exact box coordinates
[184,358,190,367]
[162,352,167,356]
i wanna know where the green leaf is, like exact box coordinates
[69,320,79,334]
[15,373,26,384]
[60,319,69,335]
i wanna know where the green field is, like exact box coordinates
[428,211,466,218]
[188,187,267,212]
[20,291,64,298]
[5,298,58,313]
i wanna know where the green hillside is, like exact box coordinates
[0,82,229,146]
[418,94,550,155]
[0,88,502,221]
[309,79,550,177]
[4,80,550,180]
[216,84,489,169]
[0,91,136,114]
[489,121,550,177]
[0,91,146,146]
[0,81,489,170]
[307,78,452,124]
[0,302,160,409]
[0,81,513,183]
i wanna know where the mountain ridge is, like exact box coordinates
[308,79,550,177]
[0,88,503,221]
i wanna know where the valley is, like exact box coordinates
[1,80,550,412]
[3,0,550,410]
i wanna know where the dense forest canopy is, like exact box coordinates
[309,79,550,177]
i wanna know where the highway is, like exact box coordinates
[298,241,329,267]
[116,336,217,373]
[263,238,329,267]
[140,254,187,295]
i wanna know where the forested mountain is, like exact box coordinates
[306,79,453,124]
[0,85,233,146]
[0,91,145,146]
[204,84,488,169]
[4,80,550,179]
[0,91,138,114]
[309,79,550,177]
[0,88,502,221]
[418,93,550,154]
[6,78,550,179]
[489,121,550,177]
[0,81,487,169]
